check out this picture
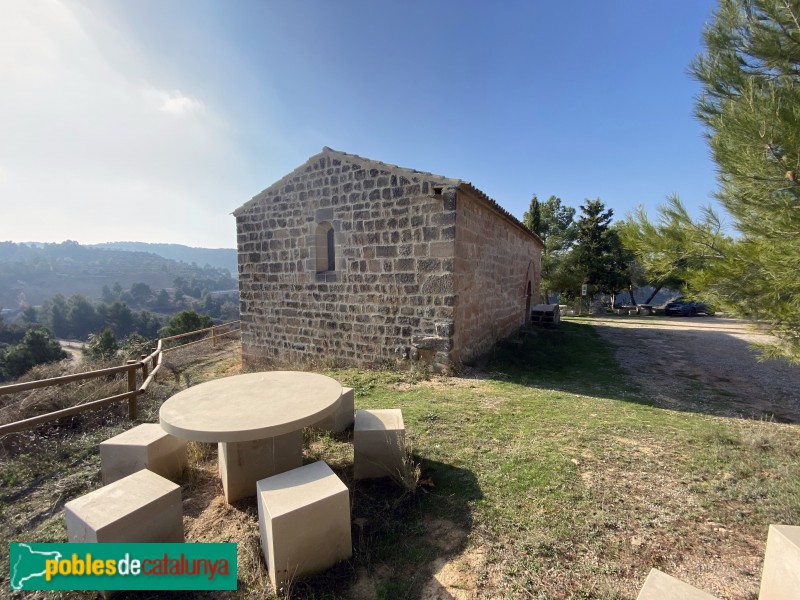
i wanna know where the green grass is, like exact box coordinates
[318,322,800,598]
[2,325,799,598]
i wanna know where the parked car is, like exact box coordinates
[664,297,714,317]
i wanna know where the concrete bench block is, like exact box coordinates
[354,409,405,480]
[65,469,184,543]
[637,569,719,599]
[219,430,303,503]
[759,524,800,600]
[100,423,187,484]
[256,461,352,590]
[313,387,355,433]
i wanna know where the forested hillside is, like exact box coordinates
[0,241,237,309]
[90,242,237,273]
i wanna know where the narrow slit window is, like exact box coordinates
[315,222,335,273]
[326,227,335,272]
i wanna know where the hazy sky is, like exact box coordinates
[1,0,720,249]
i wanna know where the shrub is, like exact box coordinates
[83,328,119,361]
[1,327,68,380]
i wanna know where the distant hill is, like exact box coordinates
[90,242,237,274]
[0,241,237,309]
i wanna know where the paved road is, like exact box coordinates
[581,315,800,423]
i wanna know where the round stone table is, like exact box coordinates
[160,371,342,502]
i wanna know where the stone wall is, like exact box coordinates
[452,188,541,363]
[236,152,459,371]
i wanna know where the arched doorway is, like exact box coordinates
[525,280,532,323]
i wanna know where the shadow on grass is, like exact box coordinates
[288,457,483,600]
[484,321,650,404]
[485,319,800,423]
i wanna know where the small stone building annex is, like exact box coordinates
[234,147,543,372]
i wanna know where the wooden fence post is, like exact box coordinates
[140,355,149,381]
[126,361,137,419]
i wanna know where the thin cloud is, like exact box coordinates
[143,88,205,117]
[0,0,250,247]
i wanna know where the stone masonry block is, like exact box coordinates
[100,423,188,485]
[354,409,405,480]
[636,569,719,600]
[64,469,184,543]
[257,461,352,589]
[759,524,800,600]
[313,388,355,433]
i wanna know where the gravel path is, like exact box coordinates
[585,316,800,423]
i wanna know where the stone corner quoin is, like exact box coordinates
[234,147,543,373]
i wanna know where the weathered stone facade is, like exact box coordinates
[234,148,542,372]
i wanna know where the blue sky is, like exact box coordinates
[1,1,720,248]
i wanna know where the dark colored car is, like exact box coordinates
[664,298,714,317]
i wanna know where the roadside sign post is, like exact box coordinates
[580,284,587,315]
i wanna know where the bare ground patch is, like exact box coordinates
[587,316,800,422]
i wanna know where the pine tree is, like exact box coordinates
[522,195,542,235]
[619,196,731,304]
[692,0,800,360]
[574,199,631,303]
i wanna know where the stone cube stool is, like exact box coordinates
[256,461,352,590]
[353,409,405,480]
[313,387,355,433]
[636,569,719,600]
[64,469,184,543]
[759,524,800,600]
[100,423,187,484]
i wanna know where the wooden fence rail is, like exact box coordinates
[0,320,240,436]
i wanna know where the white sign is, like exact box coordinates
[581,284,588,296]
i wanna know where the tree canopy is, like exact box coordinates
[619,196,731,304]
[0,327,67,381]
[160,310,214,339]
[691,0,800,360]
[574,199,632,302]
[523,195,578,301]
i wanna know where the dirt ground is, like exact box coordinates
[58,340,84,365]
[585,315,800,423]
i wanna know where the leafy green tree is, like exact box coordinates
[544,250,585,303]
[0,310,28,345]
[691,0,800,360]
[155,288,171,309]
[524,194,580,301]
[535,196,578,301]
[67,294,102,338]
[19,305,38,324]
[134,311,161,338]
[83,328,119,361]
[121,333,154,360]
[106,301,134,338]
[173,277,188,294]
[129,282,152,305]
[2,327,67,380]
[39,294,69,338]
[160,310,213,339]
[574,199,632,305]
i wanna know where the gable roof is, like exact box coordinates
[235,147,543,246]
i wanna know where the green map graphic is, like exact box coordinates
[10,543,63,590]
